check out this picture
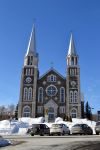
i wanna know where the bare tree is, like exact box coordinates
[0,104,16,120]
[0,105,6,114]
[7,104,15,116]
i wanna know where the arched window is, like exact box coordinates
[26,69,31,75]
[74,91,77,103]
[37,106,43,114]
[26,69,28,75]
[60,87,65,103]
[24,87,28,100]
[71,109,77,118]
[38,87,43,102]
[28,69,31,75]
[47,74,56,82]
[28,87,32,100]
[23,106,31,117]
[71,57,74,65]
[28,56,33,65]
[72,69,74,76]
[70,91,73,103]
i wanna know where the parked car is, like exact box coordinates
[27,125,33,134]
[50,123,70,136]
[27,123,50,136]
[71,124,93,135]
[95,121,100,135]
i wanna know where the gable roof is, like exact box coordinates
[44,99,58,108]
[39,68,65,80]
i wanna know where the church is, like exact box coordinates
[18,26,84,121]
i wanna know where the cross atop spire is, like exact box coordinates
[50,61,54,69]
[26,25,36,56]
[68,33,77,56]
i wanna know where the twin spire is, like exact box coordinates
[67,33,77,56]
[26,25,36,56]
[25,25,77,57]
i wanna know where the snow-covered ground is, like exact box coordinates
[0,117,96,136]
[0,135,11,147]
[0,117,96,147]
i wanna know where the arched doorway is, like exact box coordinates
[44,99,58,122]
[23,106,31,117]
[71,109,77,118]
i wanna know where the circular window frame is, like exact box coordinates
[46,85,57,97]
[26,77,32,83]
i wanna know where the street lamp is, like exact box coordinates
[8,113,12,129]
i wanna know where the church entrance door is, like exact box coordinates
[48,107,54,122]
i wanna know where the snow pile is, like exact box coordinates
[17,117,45,135]
[55,117,96,134]
[72,118,96,134]
[0,136,11,147]
[0,117,96,135]
[19,117,45,125]
[0,117,45,135]
[0,120,12,135]
[0,120,10,128]
[0,139,11,147]
[55,117,63,122]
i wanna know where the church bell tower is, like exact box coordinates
[18,25,39,118]
[66,34,81,118]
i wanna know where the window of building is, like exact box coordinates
[30,56,33,65]
[71,109,77,118]
[60,87,65,103]
[74,91,77,103]
[47,74,56,82]
[72,69,74,76]
[26,69,31,75]
[38,87,43,102]
[48,107,54,113]
[23,106,31,117]
[59,106,65,114]
[26,69,28,75]
[71,57,74,65]
[46,85,57,96]
[31,69,33,75]
[28,69,31,75]
[70,91,73,103]
[37,106,43,113]
[24,87,28,100]
[28,87,32,100]
[70,91,77,103]
[28,56,33,65]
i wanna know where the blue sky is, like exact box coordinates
[0,0,100,113]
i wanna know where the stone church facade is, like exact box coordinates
[18,26,83,121]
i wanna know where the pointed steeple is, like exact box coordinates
[68,33,77,56]
[26,25,36,56]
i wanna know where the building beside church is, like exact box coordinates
[18,26,83,121]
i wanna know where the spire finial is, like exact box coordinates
[50,62,54,69]
[68,33,77,56]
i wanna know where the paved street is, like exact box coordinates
[1,135,100,150]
